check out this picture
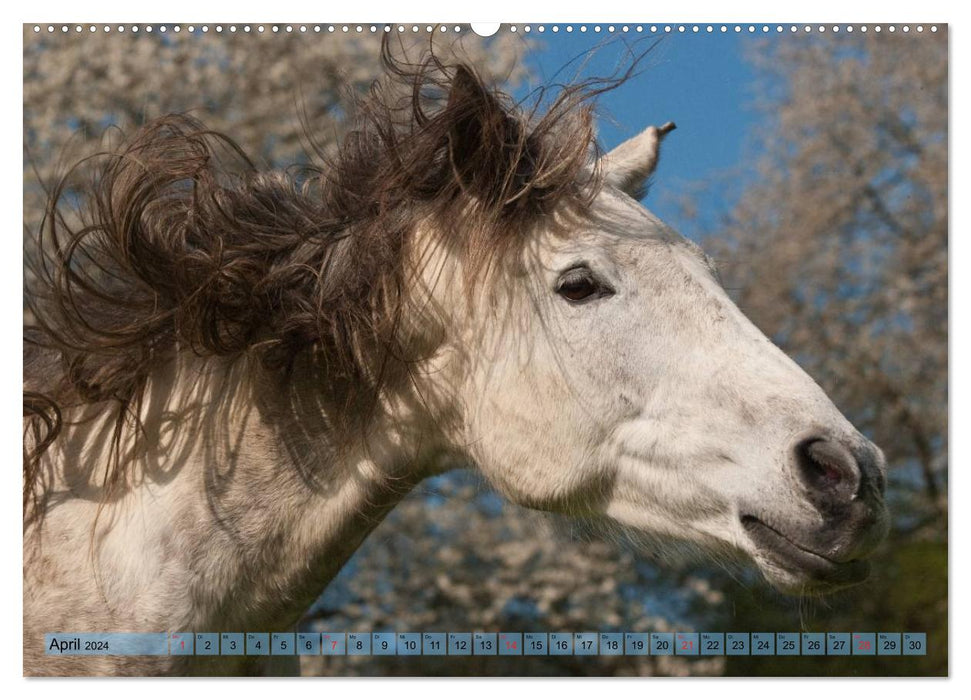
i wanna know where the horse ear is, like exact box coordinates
[600,122,676,198]
[446,65,524,200]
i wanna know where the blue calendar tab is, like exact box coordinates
[499,632,522,655]
[221,633,244,656]
[651,633,674,656]
[45,633,169,656]
[853,633,876,655]
[525,632,548,656]
[246,633,268,655]
[372,632,395,655]
[195,633,219,656]
[701,632,724,655]
[423,633,446,655]
[347,633,370,655]
[398,633,421,656]
[903,633,927,656]
[297,633,320,655]
[575,632,598,655]
[448,633,471,656]
[802,633,825,656]
[271,632,295,655]
[878,632,901,656]
[827,632,851,656]
[676,632,699,655]
[752,632,775,656]
[777,633,800,655]
[600,633,623,656]
[473,632,497,655]
[550,633,572,655]
[625,633,649,655]
[170,632,193,655]
[726,633,750,655]
[320,632,346,655]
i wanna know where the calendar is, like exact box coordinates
[44,631,927,657]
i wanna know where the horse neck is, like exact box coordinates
[33,351,445,634]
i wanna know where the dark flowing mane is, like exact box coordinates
[23,44,619,516]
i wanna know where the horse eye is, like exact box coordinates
[556,268,611,303]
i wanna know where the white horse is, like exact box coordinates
[23,60,889,675]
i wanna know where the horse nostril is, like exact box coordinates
[795,437,861,506]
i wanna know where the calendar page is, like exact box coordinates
[22,18,948,678]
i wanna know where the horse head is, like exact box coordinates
[408,66,890,595]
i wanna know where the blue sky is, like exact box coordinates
[516,32,762,239]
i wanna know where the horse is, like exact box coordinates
[23,53,890,676]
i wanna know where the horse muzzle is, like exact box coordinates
[740,433,890,593]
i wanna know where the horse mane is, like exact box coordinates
[23,42,621,518]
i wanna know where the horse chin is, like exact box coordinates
[741,515,873,595]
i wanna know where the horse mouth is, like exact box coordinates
[741,515,870,591]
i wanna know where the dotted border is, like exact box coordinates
[29,24,942,35]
